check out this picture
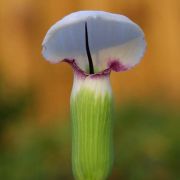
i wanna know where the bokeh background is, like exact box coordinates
[0,0,180,179]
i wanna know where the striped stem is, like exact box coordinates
[71,74,113,180]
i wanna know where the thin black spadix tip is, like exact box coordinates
[85,22,94,74]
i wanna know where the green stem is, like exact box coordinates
[71,84,113,180]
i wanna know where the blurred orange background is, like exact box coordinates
[0,0,180,179]
[1,0,180,122]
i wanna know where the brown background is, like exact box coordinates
[1,0,180,122]
[0,0,180,179]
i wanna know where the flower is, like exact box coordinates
[42,11,146,75]
[42,11,146,180]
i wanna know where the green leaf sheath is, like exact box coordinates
[71,85,113,180]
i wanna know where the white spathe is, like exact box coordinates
[42,11,146,73]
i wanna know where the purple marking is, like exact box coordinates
[63,59,87,79]
[63,59,111,79]
[108,59,129,72]
[63,58,129,80]
[90,68,111,79]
